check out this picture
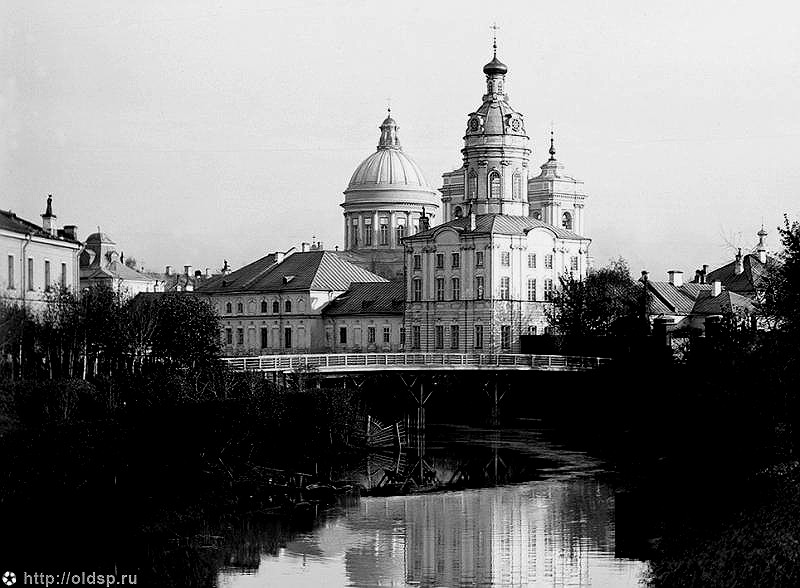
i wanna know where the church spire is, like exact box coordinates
[548,128,556,160]
[378,109,401,150]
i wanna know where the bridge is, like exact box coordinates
[221,352,610,374]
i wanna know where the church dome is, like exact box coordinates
[85,231,116,244]
[483,56,508,75]
[345,112,436,194]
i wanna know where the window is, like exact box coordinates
[451,252,460,268]
[450,325,460,349]
[527,253,536,269]
[44,261,51,291]
[501,251,510,266]
[225,328,232,345]
[395,222,405,244]
[412,325,421,349]
[570,256,579,271]
[236,302,243,313]
[501,325,511,350]
[489,171,501,199]
[544,254,553,269]
[451,277,460,300]
[225,302,232,314]
[272,301,279,313]
[544,278,555,301]
[468,170,478,200]
[383,326,390,343]
[435,325,444,349]
[339,326,347,344]
[476,276,485,300]
[512,171,523,200]
[61,263,67,287]
[475,251,484,267]
[7,255,14,289]
[436,253,444,269]
[500,276,510,300]
[413,254,421,270]
[533,210,542,221]
[562,212,573,230]
[27,258,33,291]
[236,327,244,345]
[453,206,463,218]
[261,300,268,313]
[528,325,538,335]
[260,327,268,348]
[364,218,373,246]
[367,326,376,344]
[379,219,389,245]
[351,218,359,247]
[474,325,484,349]
[284,300,292,313]
[284,327,292,349]
[400,326,406,347]
[413,278,422,301]
[435,277,445,301]
[527,279,537,301]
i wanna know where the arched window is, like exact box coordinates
[512,171,523,200]
[236,302,243,313]
[468,170,478,200]
[272,300,279,313]
[261,300,268,313]
[562,211,573,230]
[225,302,232,314]
[489,171,501,199]
[453,206,463,218]
[532,209,542,221]
[284,300,292,313]
[395,222,405,244]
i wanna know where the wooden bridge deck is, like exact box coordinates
[221,353,610,373]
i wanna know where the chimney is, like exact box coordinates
[205,267,210,277]
[301,242,310,252]
[184,265,192,276]
[469,209,476,231]
[165,265,172,276]
[734,248,744,275]
[640,270,649,283]
[712,280,722,297]
[275,251,285,263]
[667,270,683,287]
[702,265,709,283]
[41,194,57,236]
[62,225,78,241]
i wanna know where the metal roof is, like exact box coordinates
[404,213,588,241]
[323,281,405,316]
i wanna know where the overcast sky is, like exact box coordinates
[2,0,798,278]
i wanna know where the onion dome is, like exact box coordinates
[483,55,508,75]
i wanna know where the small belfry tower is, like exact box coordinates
[41,194,57,236]
[441,29,531,220]
[527,130,588,235]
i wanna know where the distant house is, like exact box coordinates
[80,231,158,297]
[322,281,405,352]
[1,196,81,309]
[644,229,771,334]
[196,248,387,355]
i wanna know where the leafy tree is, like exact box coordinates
[760,215,800,333]
[124,256,138,270]
[547,258,649,337]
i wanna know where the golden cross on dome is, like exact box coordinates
[490,22,499,56]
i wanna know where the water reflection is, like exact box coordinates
[218,425,646,587]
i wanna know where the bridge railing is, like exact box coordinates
[221,353,609,372]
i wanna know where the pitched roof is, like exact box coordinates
[705,253,774,296]
[692,290,755,315]
[0,209,79,243]
[323,281,405,316]
[646,281,712,315]
[404,213,588,241]
[81,260,153,282]
[196,250,386,294]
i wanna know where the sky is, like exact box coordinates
[2,0,799,279]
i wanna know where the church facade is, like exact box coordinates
[402,47,591,353]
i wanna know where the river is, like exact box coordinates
[217,422,648,587]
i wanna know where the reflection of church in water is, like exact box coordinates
[343,481,616,587]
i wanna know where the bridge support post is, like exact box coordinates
[486,374,506,427]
